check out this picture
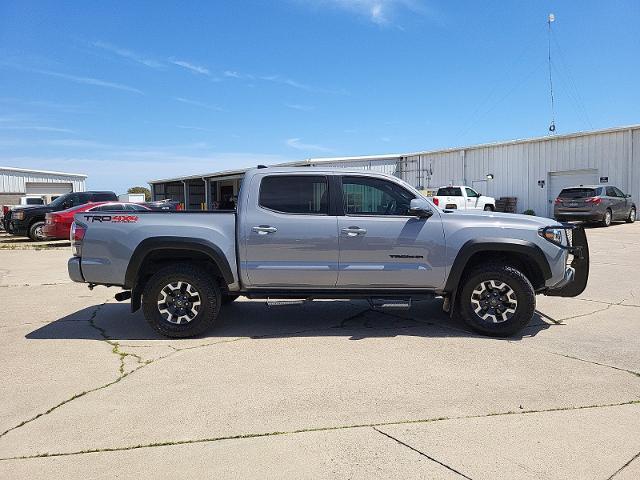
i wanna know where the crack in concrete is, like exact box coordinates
[607,450,640,479]
[1,399,637,462]
[372,426,474,479]
[574,297,640,309]
[511,343,640,379]
[87,301,148,375]
[0,364,146,441]
[0,302,155,440]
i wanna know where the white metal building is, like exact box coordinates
[149,124,639,216]
[0,166,87,205]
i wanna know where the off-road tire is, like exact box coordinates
[28,220,46,241]
[626,207,636,223]
[142,263,221,338]
[221,294,240,305]
[601,209,612,227]
[458,263,536,337]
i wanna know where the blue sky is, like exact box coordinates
[1,0,638,193]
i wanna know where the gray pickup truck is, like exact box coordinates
[68,167,589,338]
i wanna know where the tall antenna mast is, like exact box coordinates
[547,13,556,134]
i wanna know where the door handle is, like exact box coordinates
[341,226,367,237]
[252,225,277,235]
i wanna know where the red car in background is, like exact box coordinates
[43,202,151,240]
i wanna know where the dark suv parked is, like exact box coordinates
[6,191,117,241]
[554,185,636,227]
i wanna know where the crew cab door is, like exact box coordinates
[464,187,481,210]
[242,174,339,288]
[336,176,445,288]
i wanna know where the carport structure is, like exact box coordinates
[150,168,247,210]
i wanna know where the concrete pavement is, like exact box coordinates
[0,223,639,479]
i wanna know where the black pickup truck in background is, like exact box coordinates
[5,191,117,241]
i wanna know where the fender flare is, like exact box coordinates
[124,236,234,289]
[444,238,552,294]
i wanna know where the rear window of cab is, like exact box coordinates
[436,187,462,196]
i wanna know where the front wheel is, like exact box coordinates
[458,263,535,337]
[142,263,221,338]
[483,205,494,212]
[28,220,47,241]
[626,207,636,223]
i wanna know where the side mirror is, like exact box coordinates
[627,194,632,198]
[409,198,433,218]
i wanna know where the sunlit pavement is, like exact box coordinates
[1,223,639,479]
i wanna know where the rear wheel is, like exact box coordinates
[458,263,535,337]
[627,207,636,223]
[28,220,47,241]
[601,209,612,227]
[142,263,221,338]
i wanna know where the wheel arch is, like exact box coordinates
[445,239,552,295]
[125,237,234,310]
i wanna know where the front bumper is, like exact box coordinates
[544,226,589,297]
[68,257,85,283]
[9,219,29,236]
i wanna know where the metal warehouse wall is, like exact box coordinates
[402,127,639,216]
[0,170,86,194]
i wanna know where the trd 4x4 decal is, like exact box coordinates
[83,215,139,223]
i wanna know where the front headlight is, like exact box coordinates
[539,227,563,245]
[12,211,25,220]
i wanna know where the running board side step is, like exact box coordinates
[368,298,411,310]
[265,297,412,309]
[266,298,311,307]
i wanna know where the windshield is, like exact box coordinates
[559,188,598,199]
[48,193,73,208]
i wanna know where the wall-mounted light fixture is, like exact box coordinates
[486,173,494,180]
[538,180,545,188]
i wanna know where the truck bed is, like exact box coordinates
[74,210,238,287]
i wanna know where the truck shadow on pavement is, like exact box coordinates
[26,298,557,342]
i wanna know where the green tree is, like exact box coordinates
[127,186,151,201]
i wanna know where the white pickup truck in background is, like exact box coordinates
[432,186,495,211]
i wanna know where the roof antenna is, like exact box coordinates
[547,13,556,134]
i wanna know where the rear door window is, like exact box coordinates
[437,187,462,196]
[559,188,597,199]
[259,175,328,215]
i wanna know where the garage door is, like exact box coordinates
[547,169,598,216]
[25,182,73,195]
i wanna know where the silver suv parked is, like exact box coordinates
[554,185,636,227]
